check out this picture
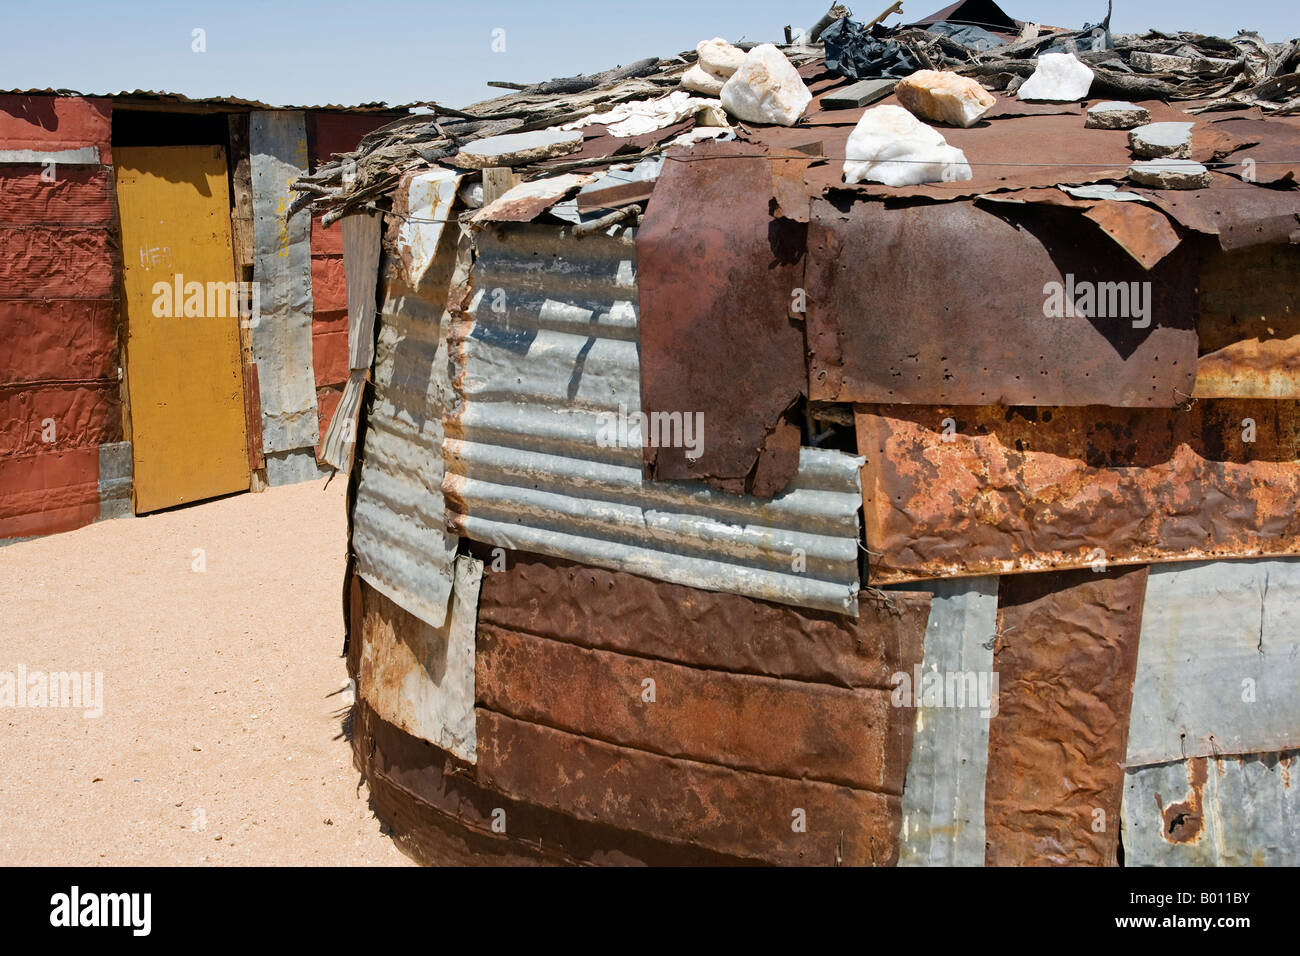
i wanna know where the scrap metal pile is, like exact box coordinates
[310,2,1300,866]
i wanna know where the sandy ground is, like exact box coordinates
[0,478,413,866]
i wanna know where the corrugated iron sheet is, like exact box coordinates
[1127,559,1300,766]
[984,566,1147,867]
[856,401,1300,584]
[0,95,112,161]
[443,222,867,616]
[0,94,122,541]
[891,576,998,867]
[1122,752,1300,866]
[806,199,1198,407]
[358,556,481,763]
[352,246,461,629]
[250,110,319,458]
[636,142,809,496]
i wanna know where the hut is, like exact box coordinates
[298,14,1300,865]
[0,90,410,541]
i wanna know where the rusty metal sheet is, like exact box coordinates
[250,110,320,457]
[0,299,116,384]
[1127,559,1300,766]
[359,555,482,763]
[443,221,867,616]
[1194,242,1300,398]
[0,226,116,299]
[352,694,749,865]
[1213,116,1300,185]
[476,624,914,793]
[1133,178,1300,250]
[0,95,112,159]
[1082,200,1182,270]
[0,447,101,541]
[476,551,929,689]
[637,141,810,496]
[0,166,113,225]
[807,199,1198,407]
[856,401,1300,584]
[891,576,998,867]
[476,709,902,866]
[984,566,1147,867]
[776,111,1136,199]
[1121,752,1300,866]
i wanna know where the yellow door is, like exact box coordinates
[115,146,250,513]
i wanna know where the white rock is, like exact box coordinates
[1017,52,1094,101]
[1128,159,1212,189]
[1085,101,1150,130]
[697,38,746,78]
[1129,121,1194,159]
[563,91,727,137]
[681,63,725,97]
[720,44,812,126]
[843,104,972,187]
[895,70,996,128]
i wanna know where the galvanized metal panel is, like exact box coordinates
[342,211,382,370]
[250,110,319,455]
[892,576,998,868]
[856,401,1300,584]
[352,246,461,629]
[359,556,481,763]
[1127,559,1300,766]
[0,147,99,165]
[984,566,1147,867]
[96,441,132,520]
[394,168,461,292]
[1122,753,1300,866]
[444,222,866,616]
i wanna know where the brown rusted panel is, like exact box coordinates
[806,199,1198,407]
[352,695,752,866]
[637,141,810,497]
[984,566,1146,867]
[476,625,910,792]
[1082,200,1181,270]
[855,401,1300,584]
[1194,242,1300,398]
[475,551,930,690]
[1133,181,1300,250]
[0,166,114,226]
[476,709,901,866]
[0,94,112,160]
[242,363,264,471]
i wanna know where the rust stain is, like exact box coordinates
[636,141,812,497]
[806,198,1198,407]
[856,400,1300,584]
[1157,756,1209,845]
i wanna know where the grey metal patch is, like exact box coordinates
[264,448,326,487]
[352,243,463,630]
[359,555,482,764]
[443,223,866,616]
[250,110,319,455]
[96,440,132,520]
[891,576,998,867]
[1122,752,1300,866]
[1128,559,1300,766]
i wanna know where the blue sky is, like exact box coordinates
[2,1,1295,109]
